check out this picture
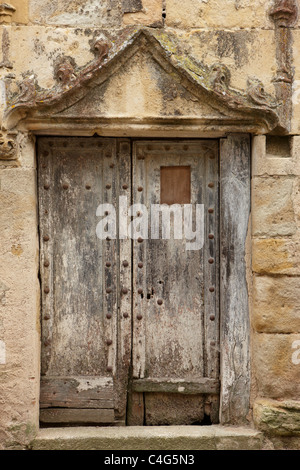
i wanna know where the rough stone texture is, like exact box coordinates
[165,0,273,29]
[0,136,40,450]
[252,238,300,275]
[252,176,297,237]
[123,0,163,26]
[254,399,300,436]
[10,0,29,24]
[30,426,264,450]
[29,0,122,27]
[252,276,300,333]
[252,333,300,400]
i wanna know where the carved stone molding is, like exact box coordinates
[270,0,298,27]
[4,28,280,135]
[0,131,17,160]
[269,0,297,131]
[54,56,77,86]
[0,3,15,24]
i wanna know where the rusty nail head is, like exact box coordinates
[105,211,109,216]
[122,288,128,294]
[138,186,143,192]
[208,208,214,214]
[107,366,113,372]
[44,184,50,190]
[44,287,50,294]
[106,262,111,267]
[43,235,50,242]
[44,260,50,268]
[138,262,143,268]
[138,237,143,243]
[106,339,112,346]
[157,299,163,305]
[208,258,214,264]
[62,183,69,190]
[123,184,128,190]
[106,184,111,189]
[123,312,129,318]
[106,287,112,294]
[123,260,129,267]
[209,234,214,240]
[138,288,143,295]
[44,315,50,320]
[208,183,214,188]
[210,315,215,321]
[137,314,143,320]
[86,184,91,190]
[109,163,115,168]
[106,314,112,319]
[209,287,215,292]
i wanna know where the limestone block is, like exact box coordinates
[165,0,272,30]
[254,399,300,436]
[184,30,276,93]
[0,167,40,448]
[252,135,300,177]
[123,0,163,26]
[252,176,297,237]
[10,0,29,24]
[29,0,122,27]
[252,333,300,400]
[291,30,300,135]
[252,275,300,333]
[9,27,96,90]
[252,238,300,275]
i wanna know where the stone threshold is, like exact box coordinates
[31,425,264,450]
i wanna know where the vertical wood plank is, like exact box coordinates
[116,139,132,422]
[220,134,251,425]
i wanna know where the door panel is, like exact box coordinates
[131,140,219,425]
[38,137,131,425]
[38,137,220,426]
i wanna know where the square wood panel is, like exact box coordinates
[160,166,191,205]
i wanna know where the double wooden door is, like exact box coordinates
[38,137,220,426]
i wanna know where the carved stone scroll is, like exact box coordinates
[270,0,298,131]
[0,131,17,160]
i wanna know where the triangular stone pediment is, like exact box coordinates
[5,28,279,135]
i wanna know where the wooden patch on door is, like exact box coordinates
[160,166,191,205]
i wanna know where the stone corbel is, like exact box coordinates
[0,130,17,160]
[270,0,298,132]
[0,3,15,24]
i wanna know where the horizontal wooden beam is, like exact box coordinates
[40,376,114,409]
[131,378,220,395]
[40,408,115,425]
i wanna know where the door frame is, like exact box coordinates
[36,133,251,426]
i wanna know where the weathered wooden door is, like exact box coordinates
[38,137,132,425]
[128,140,219,425]
[38,137,219,426]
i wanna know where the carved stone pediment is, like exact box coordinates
[5,28,280,135]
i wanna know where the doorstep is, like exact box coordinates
[30,425,264,450]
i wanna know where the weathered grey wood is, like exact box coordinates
[40,408,115,425]
[132,140,220,425]
[38,137,129,425]
[115,139,132,422]
[132,378,220,394]
[126,392,144,426]
[220,134,251,425]
[40,377,114,409]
